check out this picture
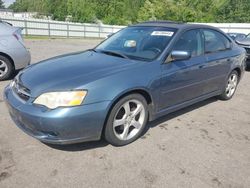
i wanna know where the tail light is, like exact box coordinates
[13,28,25,46]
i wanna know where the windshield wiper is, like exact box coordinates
[98,50,130,59]
[126,55,151,62]
[87,48,97,52]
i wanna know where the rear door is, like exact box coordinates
[201,29,232,94]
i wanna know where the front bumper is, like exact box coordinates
[243,47,250,67]
[4,85,110,144]
[246,50,250,59]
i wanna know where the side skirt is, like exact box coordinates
[151,90,221,121]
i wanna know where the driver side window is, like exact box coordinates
[172,30,203,57]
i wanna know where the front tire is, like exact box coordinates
[104,94,148,146]
[218,70,239,100]
[0,55,14,81]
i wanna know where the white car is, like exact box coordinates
[0,21,31,81]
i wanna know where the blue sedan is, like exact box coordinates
[4,21,246,146]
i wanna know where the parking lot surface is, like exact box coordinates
[0,39,250,188]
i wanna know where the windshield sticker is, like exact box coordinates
[124,40,137,48]
[151,31,174,37]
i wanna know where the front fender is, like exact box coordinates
[82,61,162,118]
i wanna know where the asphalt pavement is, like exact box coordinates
[0,39,249,188]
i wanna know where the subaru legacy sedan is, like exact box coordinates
[4,21,246,146]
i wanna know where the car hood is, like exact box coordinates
[18,51,140,97]
[236,38,250,46]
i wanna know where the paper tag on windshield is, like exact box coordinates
[151,31,174,37]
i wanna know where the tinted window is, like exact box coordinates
[203,29,231,53]
[172,29,203,57]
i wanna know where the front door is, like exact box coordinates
[159,29,206,110]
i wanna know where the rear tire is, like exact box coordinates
[0,55,14,81]
[218,70,239,100]
[104,94,148,146]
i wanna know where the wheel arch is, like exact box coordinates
[232,67,241,79]
[101,88,155,137]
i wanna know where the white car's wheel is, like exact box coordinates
[0,55,14,81]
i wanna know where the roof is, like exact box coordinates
[227,32,246,35]
[133,20,185,29]
[0,22,17,35]
[132,20,218,31]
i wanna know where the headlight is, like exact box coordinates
[33,91,87,109]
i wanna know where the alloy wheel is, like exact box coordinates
[0,60,8,78]
[226,73,238,98]
[113,99,146,141]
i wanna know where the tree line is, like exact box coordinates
[7,0,250,25]
[0,0,4,9]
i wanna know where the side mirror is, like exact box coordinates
[170,51,191,61]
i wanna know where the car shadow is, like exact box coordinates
[3,69,22,81]
[45,97,218,152]
[12,70,22,79]
[142,97,218,136]
[44,139,109,152]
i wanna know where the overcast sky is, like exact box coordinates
[3,0,16,7]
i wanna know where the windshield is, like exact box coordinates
[96,26,176,61]
[247,34,250,39]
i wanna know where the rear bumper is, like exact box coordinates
[4,85,111,144]
[12,47,31,70]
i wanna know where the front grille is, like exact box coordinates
[13,79,31,101]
